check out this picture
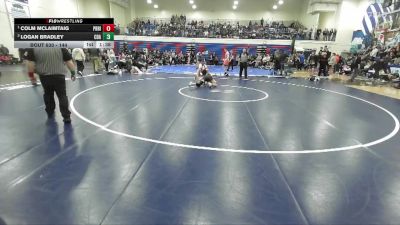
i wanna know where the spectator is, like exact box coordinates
[125,16,336,41]
[318,52,329,76]
[223,49,231,76]
[72,48,85,76]
[298,52,305,70]
[350,54,362,82]
[329,53,337,74]
[308,51,318,74]
[229,50,235,71]
[0,44,9,55]
[273,49,287,75]
[370,46,379,58]
[101,49,110,71]
[88,48,102,73]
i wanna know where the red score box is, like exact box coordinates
[102,24,115,32]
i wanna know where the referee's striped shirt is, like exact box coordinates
[26,48,72,76]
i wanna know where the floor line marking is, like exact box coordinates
[7,127,106,189]
[99,98,190,225]
[102,82,176,129]
[237,89,310,225]
[178,85,269,103]
[0,73,105,92]
[69,77,400,154]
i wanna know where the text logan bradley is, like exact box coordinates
[19,35,65,40]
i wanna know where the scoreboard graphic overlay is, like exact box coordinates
[14,18,114,48]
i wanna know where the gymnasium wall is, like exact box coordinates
[114,39,292,61]
[29,0,79,17]
[126,0,360,53]
[299,0,320,29]
[115,36,348,55]
[109,1,138,27]
[132,0,307,22]
[299,0,377,50]
[29,0,110,18]
[0,0,372,57]
[0,0,15,55]
[318,12,336,29]
[129,0,136,19]
[334,0,372,50]
[110,2,126,27]
[78,0,110,18]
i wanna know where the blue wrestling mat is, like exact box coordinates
[2,68,400,225]
[149,65,281,77]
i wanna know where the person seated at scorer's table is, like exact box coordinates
[194,62,217,88]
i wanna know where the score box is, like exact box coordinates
[102,32,114,41]
[102,24,114,32]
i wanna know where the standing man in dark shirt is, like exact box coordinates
[273,49,287,76]
[316,29,321,40]
[229,50,235,71]
[308,50,318,74]
[350,54,362,82]
[373,50,389,79]
[324,46,331,58]
[239,48,249,79]
[26,48,76,123]
[318,52,329,77]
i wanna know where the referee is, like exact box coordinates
[239,48,249,79]
[26,48,76,123]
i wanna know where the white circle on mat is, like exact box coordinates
[70,77,400,154]
[178,85,269,103]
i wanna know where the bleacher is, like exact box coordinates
[120,16,337,41]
